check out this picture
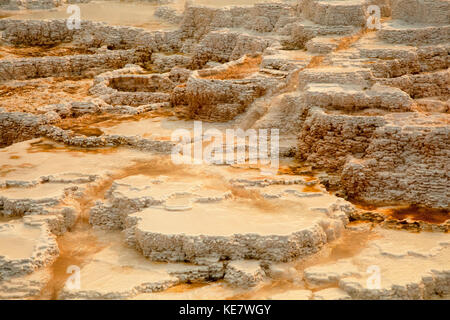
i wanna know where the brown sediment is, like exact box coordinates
[385,205,450,224]
[0,165,16,177]
[0,45,93,59]
[380,17,391,24]
[228,183,308,214]
[302,185,321,193]
[9,155,20,160]
[413,102,450,114]
[55,106,179,135]
[0,84,38,98]
[26,138,118,155]
[18,162,34,169]
[323,106,389,116]
[0,215,22,223]
[277,165,314,176]
[333,28,371,52]
[352,200,379,211]
[73,126,104,137]
[115,158,194,180]
[294,227,380,272]
[57,114,126,131]
[0,163,35,177]
[326,227,379,261]
[38,176,117,299]
[37,225,106,300]
[235,194,281,213]
[305,55,325,69]
[0,78,92,114]
[351,201,449,225]
[27,140,61,153]
[202,55,262,80]
[58,123,104,137]
[0,12,13,19]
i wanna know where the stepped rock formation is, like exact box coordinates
[0,0,448,300]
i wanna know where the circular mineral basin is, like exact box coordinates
[0,222,41,259]
[133,194,339,237]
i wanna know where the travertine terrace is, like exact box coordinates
[0,0,448,300]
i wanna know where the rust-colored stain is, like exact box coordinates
[37,176,116,300]
[305,55,324,68]
[327,228,380,261]
[58,123,104,137]
[0,45,92,59]
[55,106,180,136]
[38,225,106,300]
[333,28,372,52]
[0,163,35,177]
[0,13,13,19]
[26,138,118,155]
[0,77,91,114]
[386,205,449,224]
[0,165,16,177]
[277,165,314,176]
[201,55,262,80]
[302,185,321,193]
[353,201,379,211]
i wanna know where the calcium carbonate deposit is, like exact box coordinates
[0,0,448,300]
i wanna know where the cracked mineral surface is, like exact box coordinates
[0,0,448,300]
